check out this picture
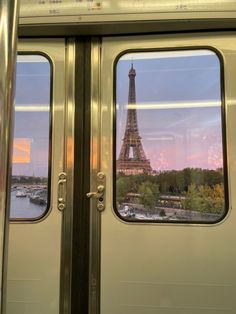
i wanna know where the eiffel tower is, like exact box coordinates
[117,64,152,175]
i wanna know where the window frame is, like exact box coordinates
[10,51,53,222]
[113,46,229,224]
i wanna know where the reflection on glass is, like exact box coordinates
[10,55,50,219]
[116,50,225,223]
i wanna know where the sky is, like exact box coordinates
[12,55,50,177]
[11,50,224,177]
[116,50,223,171]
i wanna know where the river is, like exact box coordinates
[10,190,47,219]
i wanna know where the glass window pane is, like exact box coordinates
[115,50,226,223]
[10,54,51,220]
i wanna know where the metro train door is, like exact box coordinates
[90,34,236,313]
[6,39,74,314]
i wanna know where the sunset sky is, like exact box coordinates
[12,50,224,177]
[116,50,223,171]
[12,55,50,177]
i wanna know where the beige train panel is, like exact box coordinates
[101,212,235,313]
[7,214,61,313]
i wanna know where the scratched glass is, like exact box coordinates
[115,50,226,223]
[10,55,51,220]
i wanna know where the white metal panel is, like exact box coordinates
[6,39,65,314]
[99,33,236,314]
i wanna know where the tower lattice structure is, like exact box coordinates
[117,64,152,175]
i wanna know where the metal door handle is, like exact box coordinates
[86,172,106,212]
[86,185,105,199]
[58,172,67,211]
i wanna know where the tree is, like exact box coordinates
[116,177,130,203]
[182,183,224,214]
[138,181,160,210]
[212,183,224,214]
[182,183,200,211]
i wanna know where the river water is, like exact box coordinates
[10,190,47,219]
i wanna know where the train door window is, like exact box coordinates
[115,49,227,223]
[10,54,51,220]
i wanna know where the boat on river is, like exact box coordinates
[29,189,47,206]
[16,190,27,198]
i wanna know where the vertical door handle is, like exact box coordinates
[58,172,67,211]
